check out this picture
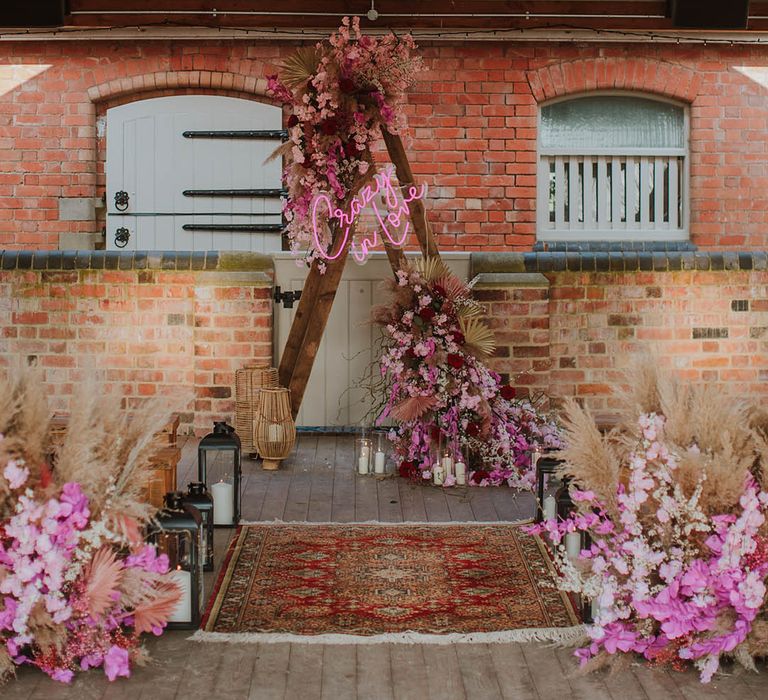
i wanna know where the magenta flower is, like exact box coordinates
[103,645,130,682]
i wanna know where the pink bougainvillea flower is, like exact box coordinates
[3,460,29,489]
[103,645,130,682]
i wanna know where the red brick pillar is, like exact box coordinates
[473,272,551,399]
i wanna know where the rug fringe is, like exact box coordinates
[189,625,587,646]
[237,519,533,527]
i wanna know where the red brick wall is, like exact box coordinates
[2,40,768,250]
[479,263,768,414]
[0,252,273,435]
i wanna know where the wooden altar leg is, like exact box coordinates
[278,251,350,419]
[381,129,441,260]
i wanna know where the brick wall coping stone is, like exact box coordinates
[0,250,274,275]
[471,251,768,276]
[474,272,549,287]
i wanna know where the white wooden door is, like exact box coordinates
[274,253,471,428]
[106,95,284,251]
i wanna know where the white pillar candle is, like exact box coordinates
[565,532,582,559]
[267,423,284,443]
[358,456,369,474]
[374,450,386,474]
[211,480,234,525]
[433,463,444,486]
[543,495,557,521]
[591,597,599,621]
[455,462,466,485]
[168,567,192,623]
[441,455,453,477]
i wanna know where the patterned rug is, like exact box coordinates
[196,522,582,644]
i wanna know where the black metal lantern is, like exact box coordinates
[535,453,564,523]
[182,482,214,572]
[555,476,575,520]
[148,492,204,630]
[198,421,241,527]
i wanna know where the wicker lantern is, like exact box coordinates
[235,363,279,457]
[253,388,296,471]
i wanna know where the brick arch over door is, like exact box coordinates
[87,70,273,105]
[526,58,701,104]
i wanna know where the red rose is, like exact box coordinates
[418,307,436,322]
[452,331,465,345]
[344,140,361,158]
[432,284,447,298]
[320,118,339,135]
[287,114,299,128]
[466,422,481,437]
[339,77,356,93]
[398,460,417,479]
[446,353,465,370]
[500,385,516,400]
[471,470,489,484]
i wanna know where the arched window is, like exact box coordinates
[537,94,688,242]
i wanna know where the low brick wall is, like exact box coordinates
[473,252,768,413]
[0,251,273,435]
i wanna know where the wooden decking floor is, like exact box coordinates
[5,434,767,699]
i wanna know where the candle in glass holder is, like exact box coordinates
[441,451,454,478]
[433,463,444,486]
[543,495,557,521]
[374,451,386,474]
[211,480,234,525]
[267,422,284,443]
[168,567,192,623]
[455,461,466,485]
[358,439,371,474]
[565,532,581,559]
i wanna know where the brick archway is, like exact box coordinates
[87,70,272,105]
[526,58,701,104]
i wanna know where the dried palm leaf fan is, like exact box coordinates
[235,362,279,456]
[253,388,297,471]
[459,316,497,358]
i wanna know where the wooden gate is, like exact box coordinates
[106,95,284,252]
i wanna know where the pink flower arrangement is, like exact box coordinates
[528,413,768,683]
[374,259,561,488]
[0,438,180,683]
[266,17,423,264]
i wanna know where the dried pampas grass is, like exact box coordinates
[0,368,172,528]
[560,354,768,518]
[54,380,170,525]
[557,397,621,520]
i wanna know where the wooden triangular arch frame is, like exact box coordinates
[278,129,441,419]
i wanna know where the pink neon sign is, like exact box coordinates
[311,165,427,263]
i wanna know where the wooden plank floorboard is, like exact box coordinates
[354,472,379,521]
[390,644,429,700]
[397,480,428,521]
[258,470,292,521]
[553,646,613,700]
[320,645,357,700]
[444,488,476,522]
[520,643,575,700]
[249,643,292,700]
[376,476,404,522]
[455,643,504,700]
[422,484,452,522]
[308,438,335,522]
[488,643,539,700]
[331,436,356,522]
[285,644,324,700]
[355,645,394,700]
[467,489,500,522]
[422,645,467,700]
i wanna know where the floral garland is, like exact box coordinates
[0,446,179,683]
[373,258,561,488]
[266,16,423,265]
[528,413,768,683]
